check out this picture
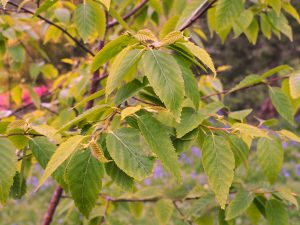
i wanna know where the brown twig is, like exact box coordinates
[179,0,217,31]
[107,0,149,28]
[42,186,63,225]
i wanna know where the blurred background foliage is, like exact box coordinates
[0,0,300,224]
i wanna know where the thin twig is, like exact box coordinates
[42,186,63,225]
[173,201,193,225]
[107,0,149,28]
[179,0,217,31]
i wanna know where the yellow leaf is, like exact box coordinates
[232,123,269,138]
[99,0,111,10]
[279,129,300,143]
[121,105,142,120]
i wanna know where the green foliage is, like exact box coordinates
[0,0,300,224]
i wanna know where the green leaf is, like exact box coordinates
[109,7,130,30]
[261,65,292,79]
[257,138,283,184]
[229,75,262,92]
[0,139,17,204]
[228,109,252,121]
[260,14,272,39]
[289,72,300,99]
[182,42,216,76]
[57,104,107,132]
[106,47,144,97]
[244,18,259,45]
[106,127,155,181]
[225,189,254,220]
[269,87,294,125]
[268,0,281,15]
[176,107,204,138]
[142,50,184,119]
[267,11,293,41]
[74,2,106,42]
[233,10,254,37]
[91,35,135,72]
[202,136,235,208]
[33,0,59,16]
[174,55,200,108]
[114,78,147,105]
[129,202,144,218]
[266,199,289,225]
[137,114,181,182]
[10,172,26,200]
[227,135,249,170]
[155,199,174,224]
[66,149,104,217]
[159,15,179,39]
[216,0,244,30]
[31,124,62,144]
[29,137,68,189]
[37,135,86,189]
[105,162,134,191]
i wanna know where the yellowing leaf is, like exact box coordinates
[99,0,110,10]
[37,135,86,190]
[183,42,216,76]
[289,72,300,99]
[121,105,142,120]
[279,129,300,143]
[231,123,269,138]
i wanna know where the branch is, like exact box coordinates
[179,0,217,31]
[201,74,290,100]
[107,0,149,28]
[7,2,95,56]
[42,186,63,225]
[173,201,193,225]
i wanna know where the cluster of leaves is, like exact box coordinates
[0,0,300,224]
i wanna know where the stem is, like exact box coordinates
[179,0,217,31]
[42,186,63,225]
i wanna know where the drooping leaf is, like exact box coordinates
[137,114,181,182]
[268,0,281,15]
[228,109,252,121]
[215,0,244,30]
[0,139,17,204]
[244,18,259,45]
[29,137,68,189]
[257,137,283,184]
[266,199,289,225]
[225,189,254,220]
[106,127,155,181]
[105,162,134,191]
[33,0,59,16]
[202,136,235,208]
[57,104,107,132]
[269,87,294,125]
[176,107,204,138]
[260,13,272,39]
[275,187,299,209]
[227,135,249,169]
[37,135,86,189]
[155,199,174,224]
[142,50,184,119]
[182,42,216,76]
[106,47,144,97]
[74,2,106,42]
[66,149,104,217]
[174,56,200,108]
[91,35,136,72]
[9,172,27,200]
[114,78,148,105]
